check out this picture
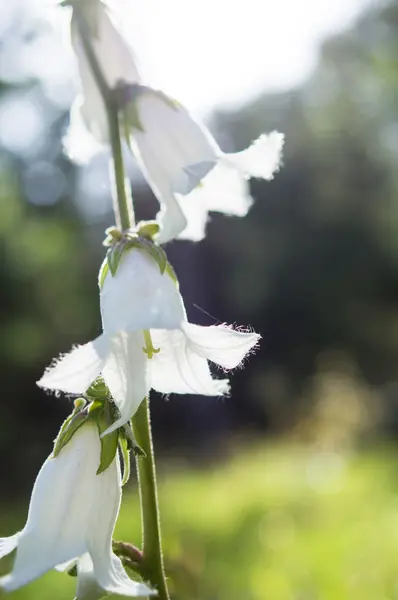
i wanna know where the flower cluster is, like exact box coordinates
[0,1,283,598]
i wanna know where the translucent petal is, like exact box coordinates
[71,3,141,143]
[226,132,284,179]
[100,248,186,335]
[0,533,20,560]
[37,334,110,394]
[102,332,150,434]
[155,194,188,245]
[131,88,219,195]
[149,329,230,396]
[183,162,252,219]
[0,425,105,591]
[182,322,261,370]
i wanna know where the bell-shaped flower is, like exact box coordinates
[126,86,284,242]
[68,0,142,146]
[37,248,260,434]
[0,422,152,598]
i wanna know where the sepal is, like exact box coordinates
[100,229,169,286]
[53,399,89,458]
[95,401,120,475]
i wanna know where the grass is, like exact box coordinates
[2,441,398,599]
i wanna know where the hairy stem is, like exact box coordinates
[133,398,170,599]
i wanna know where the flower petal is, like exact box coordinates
[71,2,141,143]
[130,87,219,195]
[0,533,20,560]
[37,334,110,394]
[155,194,188,245]
[182,323,261,370]
[148,329,230,396]
[0,424,103,591]
[226,132,284,179]
[100,248,186,335]
[183,161,253,221]
[102,332,150,434]
[85,452,154,597]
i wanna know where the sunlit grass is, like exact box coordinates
[2,442,398,599]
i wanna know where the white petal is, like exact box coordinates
[130,88,219,195]
[226,132,284,179]
[85,453,153,598]
[37,334,110,394]
[155,194,188,245]
[75,554,104,600]
[183,161,253,220]
[182,323,261,370]
[0,533,20,560]
[149,329,229,396]
[71,3,141,143]
[170,195,210,243]
[102,332,150,434]
[64,98,105,163]
[0,424,104,591]
[100,248,186,335]
[93,553,153,598]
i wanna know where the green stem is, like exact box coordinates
[132,398,170,600]
[74,7,133,230]
[74,7,169,598]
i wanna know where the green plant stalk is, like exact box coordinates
[75,8,170,598]
[133,398,170,599]
[74,7,133,230]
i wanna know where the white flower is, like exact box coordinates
[0,423,152,598]
[37,248,260,434]
[127,86,284,242]
[68,0,141,146]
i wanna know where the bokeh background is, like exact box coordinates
[2,0,398,598]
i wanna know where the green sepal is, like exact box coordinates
[95,402,119,475]
[137,238,167,275]
[137,221,160,240]
[165,261,179,286]
[121,421,146,457]
[86,377,111,403]
[119,436,131,486]
[98,258,109,290]
[107,244,125,277]
[53,406,89,458]
[103,226,123,247]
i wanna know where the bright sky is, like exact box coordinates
[120,0,370,114]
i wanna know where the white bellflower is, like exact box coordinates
[38,248,260,434]
[0,423,152,598]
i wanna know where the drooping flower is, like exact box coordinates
[68,0,141,146]
[37,247,260,434]
[63,1,284,241]
[126,86,284,242]
[0,422,152,598]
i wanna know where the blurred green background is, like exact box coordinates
[2,0,398,598]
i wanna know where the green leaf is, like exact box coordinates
[119,436,131,486]
[96,402,119,475]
